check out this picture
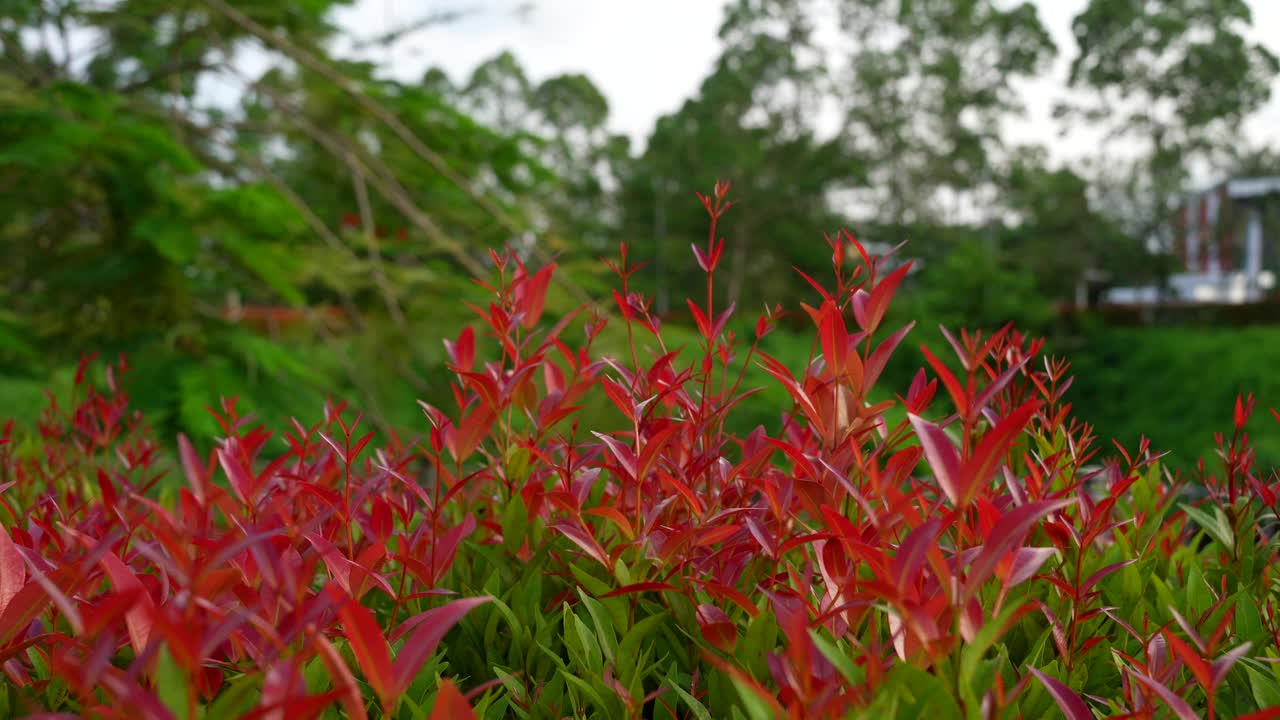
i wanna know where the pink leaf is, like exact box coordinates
[0,528,24,617]
[392,596,492,696]
[1130,668,1199,720]
[332,587,394,709]
[892,519,940,593]
[1002,547,1057,588]
[1029,668,1093,720]
[908,413,963,506]
[1211,642,1253,688]
[99,552,154,657]
[965,498,1073,600]
[550,522,612,569]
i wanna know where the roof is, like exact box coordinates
[1224,176,1280,199]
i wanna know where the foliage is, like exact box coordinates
[835,0,1057,226]
[4,190,1280,719]
[1062,0,1280,238]
[622,0,855,311]
[1063,325,1280,471]
[0,0,596,448]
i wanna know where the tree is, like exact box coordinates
[835,0,1057,227]
[0,0,558,442]
[997,150,1151,300]
[1062,0,1279,240]
[623,0,858,310]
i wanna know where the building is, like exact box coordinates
[1103,176,1280,306]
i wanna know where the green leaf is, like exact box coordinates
[558,668,610,714]
[809,630,862,686]
[668,670,714,720]
[619,611,671,669]
[1236,592,1267,645]
[501,495,528,554]
[205,673,260,719]
[135,213,200,264]
[219,233,305,307]
[1248,664,1280,708]
[740,611,779,678]
[1181,503,1235,552]
[1185,562,1213,617]
[567,561,612,598]
[155,647,190,717]
[576,588,619,667]
[726,673,781,720]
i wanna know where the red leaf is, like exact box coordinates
[692,243,711,272]
[696,604,737,651]
[600,378,636,422]
[392,596,492,696]
[600,582,679,598]
[865,322,914,390]
[694,579,761,617]
[0,528,24,617]
[443,326,476,372]
[893,519,940,593]
[1081,560,1136,595]
[908,413,963,506]
[217,446,255,505]
[921,345,967,417]
[959,400,1040,506]
[1163,629,1211,691]
[965,498,1074,600]
[1029,668,1093,720]
[369,498,394,545]
[818,299,848,378]
[971,354,1032,419]
[656,469,706,517]
[518,264,556,329]
[1129,669,1199,720]
[333,587,394,709]
[583,507,635,541]
[550,522,613,569]
[591,431,637,481]
[99,552,154,657]
[865,262,911,332]
[22,559,82,636]
[999,547,1057,588]
[430,679,477,720]
[315,635,368,720]
[1211,642,1252,688]
[687,299,710,338]
[243,690,348,720]
[1239,708,1280,720]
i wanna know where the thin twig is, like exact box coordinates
[348,149,408,329]
[200,0,595,304]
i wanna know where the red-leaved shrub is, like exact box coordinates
[2,184,1279,719]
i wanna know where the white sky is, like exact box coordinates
[327,0,1280,167]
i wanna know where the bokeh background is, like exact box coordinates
[3,0,1280,469]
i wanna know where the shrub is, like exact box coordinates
[2,183,1279,719]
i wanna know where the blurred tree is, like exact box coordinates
[835,0,1057,227]
[997,150,1152,300]
[1061,0,1279,240]
[622,0,858,310]
[0,0,573,444]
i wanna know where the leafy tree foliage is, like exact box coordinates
[623,0,856,310]
[836,0,1057,226]
[1062,0,1280,235]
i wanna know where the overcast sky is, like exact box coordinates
[326,0,1280,167]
